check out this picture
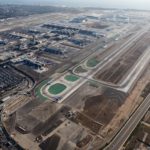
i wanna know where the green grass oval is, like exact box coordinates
[65,74,79,82]
[48,83,67,95]
[86,58,99,68]
[34,79,50,101]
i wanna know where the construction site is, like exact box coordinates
[0,6,150,150]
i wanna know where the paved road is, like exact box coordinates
[104,94,150,150]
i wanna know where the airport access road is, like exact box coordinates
[104,94,150,150]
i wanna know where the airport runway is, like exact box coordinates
[73,25,150,93]
[120,47,150,92]
[40,25,150,103]
[60,26,149,102]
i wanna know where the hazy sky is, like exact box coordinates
[1,0,150,10]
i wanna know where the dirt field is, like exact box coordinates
[65,82,126,133]
[95,32,150,84]
[82,89,126,125]
[14,100,66,136]
[39,134,60,150]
